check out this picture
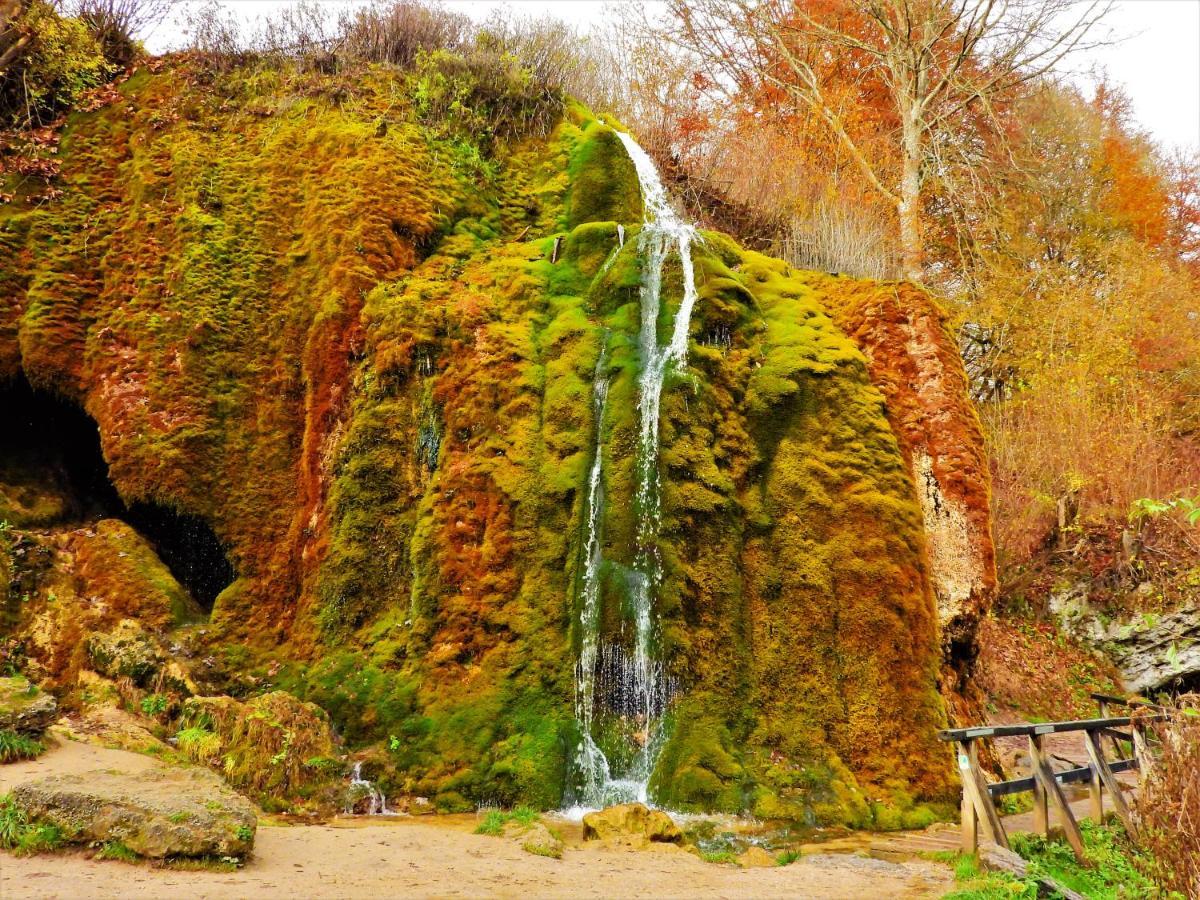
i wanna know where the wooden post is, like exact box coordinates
[1029,733,1086,862]
[956,739,1008,850]
[1028,735,1048,836]
[1133,720,1154,777]
[1083,728,1135,837]
[961,768,978,854]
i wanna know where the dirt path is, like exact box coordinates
[2,739,954,899]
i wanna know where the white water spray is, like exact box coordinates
[569,129,700,811]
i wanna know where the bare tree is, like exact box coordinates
[663,0,1113,282]
[57,0,176,65]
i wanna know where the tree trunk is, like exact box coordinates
[898,115,923,282]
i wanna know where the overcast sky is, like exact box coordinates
[145,0,1200,153]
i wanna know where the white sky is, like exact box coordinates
[145,0,1200,152]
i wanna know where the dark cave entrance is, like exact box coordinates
[1,375,235,612]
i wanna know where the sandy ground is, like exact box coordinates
[1,740,954,899]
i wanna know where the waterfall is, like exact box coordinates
[345,762,390,815]
[569,130,699,811]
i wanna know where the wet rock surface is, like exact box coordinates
[0,675,57,734]
[581,803,683,847]
[11,765,256,858]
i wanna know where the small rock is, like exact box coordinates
[11,765,256,859]
[581,803,682,847]
[505,820,563,859]
[0,675,57,735]
[737,845,777,868]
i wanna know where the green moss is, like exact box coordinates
[565,122,642,228]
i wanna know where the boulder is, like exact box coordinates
[581,803,682,847]
[179,691,342,799]
[0,675,57,734]
[1051,588,1200,693]
[85,619,162,686]
[11,765,256,859]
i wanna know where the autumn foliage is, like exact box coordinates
[615,0,1200,573]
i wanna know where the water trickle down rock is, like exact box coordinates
[345,761,391,815]
[569,130,698,809]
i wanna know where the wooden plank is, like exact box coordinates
[940,716,1158,742]
[1084,729,1136,836]
[957,740,1008,850]
[987,758,1138,797]
[1029,736,1048,836]
[1030,734,1086,862]
[1091,692,1164,710]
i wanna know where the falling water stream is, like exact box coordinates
[345,762,391,816]
[569,130,700,812]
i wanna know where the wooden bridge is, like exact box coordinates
[938,693,1165,863]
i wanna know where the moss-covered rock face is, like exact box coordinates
[0,58,970,819]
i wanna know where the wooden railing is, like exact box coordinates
[938,693,1164,862]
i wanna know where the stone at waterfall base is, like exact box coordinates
[503,821,564,859]
[581,803,683,848]
[737,846,778,868]
[11,765,256,859]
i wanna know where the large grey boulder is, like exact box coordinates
[1050,586,1200,693]
[0,675,57,734]
[11,766,256,859]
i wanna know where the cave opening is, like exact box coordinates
[1,375,234,612]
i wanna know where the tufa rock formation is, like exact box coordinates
[0,55,995,821]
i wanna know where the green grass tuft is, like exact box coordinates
[776,849,800,866]
[0,730,44,763]
[0,793,64,856]
[473,806,540,836]
[96,841,139,863]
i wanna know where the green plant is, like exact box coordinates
[168,811,188,824]
[176,726,221,762]
[776,849,800,866]
[0,794,63,856]
[140,694,168,717]
[235,825,253,842]
[96,841,139,862]
[473,806,539,836]
[1131,494,1200,526]
[1011,822,1159,899]
[0,729,44,763]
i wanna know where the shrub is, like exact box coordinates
[60,0,173,68]
[337,0,467,67]
[0,0,110,125]
[1135,703,1200,895]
